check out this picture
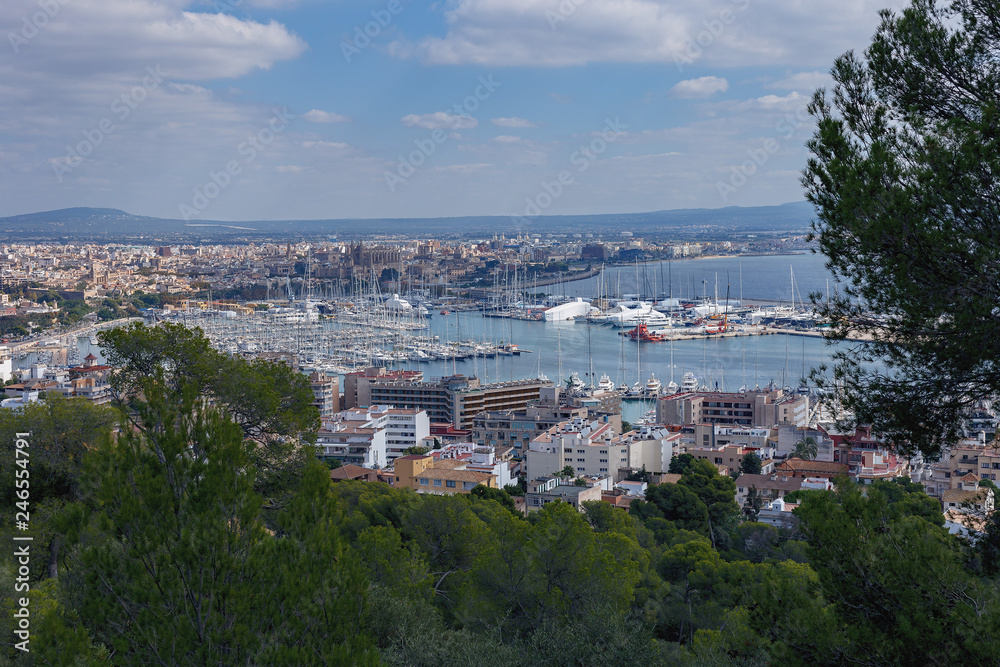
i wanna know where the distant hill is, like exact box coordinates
[0,202,815,241]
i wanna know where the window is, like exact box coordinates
[433,479,442,487]
[446,480,456,488]
[419,478,428,485]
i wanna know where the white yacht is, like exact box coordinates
[597,374,616,392]
[645,373,662,396]
[680,371,699,393]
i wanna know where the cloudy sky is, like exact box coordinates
[0,0,905,222]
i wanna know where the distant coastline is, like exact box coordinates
[538,251,812,289]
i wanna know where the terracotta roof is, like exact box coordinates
[776,458,848,475]
[959,473,979,483]
[417,468,494,483]
[735,473,802,492]
[329,465,377,481]
[430,459,467,470]
[942,488,989,504]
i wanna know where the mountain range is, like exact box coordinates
[0,201,815,242]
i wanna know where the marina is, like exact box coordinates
[9,255,852,425]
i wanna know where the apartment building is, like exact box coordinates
[343,366,424,409]
[611,425,681,476]
[923,439,1000,499]
[656,387,809,428]
[318,405,430,466]
[525,418,626,481]
[316,423,386,469]
[368,374,552,430]
[472,386,622,457]
[309,371,340,417]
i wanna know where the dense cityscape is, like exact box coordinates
[3,0,1000,664]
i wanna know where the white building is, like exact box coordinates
[316,423,387,469]
[318,405,430,467]
[613,425,679,475]
[0,347,11,383]
[526,418,626,481]
[542,297,592,321]
[370,406,431,462]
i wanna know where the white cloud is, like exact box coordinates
[493,135,525,143]
[401,112,478,130]
[403,0,907,68]
[491,116,539,128]
[303,109,351,124]
[669,76,729,99]
[768,70,835,91]
[740,91,808,110]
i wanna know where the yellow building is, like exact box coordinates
[392,454,497,494]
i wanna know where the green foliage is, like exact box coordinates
[0,394,116,512]
[625,465,651,483]
[739,452,762,476]
[58,386,376,664]
[469,484,518,516]
[98,322,320,506]
[678,460,740,539]
[978,509,1000,577]
[0,395,117,583]
[620,420,633,433]
[804,0,1000,457]
[503,480,526,496]
[631,483,710,535]
[794,478,1000,663]
[741,488,764,523]
[792,436,818,461]
[668,452,695,475]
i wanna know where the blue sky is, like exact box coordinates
[1,0,906,222]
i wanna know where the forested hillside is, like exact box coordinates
[2,325,999,666]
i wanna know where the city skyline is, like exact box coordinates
[3,0,904,221]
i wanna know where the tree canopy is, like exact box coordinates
[804,0,1000,457]
[98,322,320,507]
